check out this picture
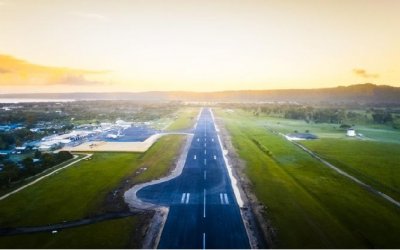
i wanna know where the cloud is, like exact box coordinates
[53,75,102,86]
[69,11,109,22]
[353,68,379,78]
[0,54,109,86]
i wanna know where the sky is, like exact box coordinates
[0,0,399,93]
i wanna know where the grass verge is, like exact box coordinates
[217,109,400,248]
[0,154,85,197]
[165,107,199,131]
[301,138,400,202]
[0,217,139,249]
[0,135,185,248]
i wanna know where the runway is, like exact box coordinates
[137,108,250,249]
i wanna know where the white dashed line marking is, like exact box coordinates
[203,233,206,249]
[203,189,206,218]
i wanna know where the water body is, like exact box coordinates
[0,98,75,103]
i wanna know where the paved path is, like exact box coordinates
[137,108,250,249]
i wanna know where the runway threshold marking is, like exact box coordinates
[181,193,186,203]
[186,193,190,204]
[219,193,229,205]
[181,193,190,204]
[203,189,206,218]
[224,193,229,204]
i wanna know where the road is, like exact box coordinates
[137,108,250,249]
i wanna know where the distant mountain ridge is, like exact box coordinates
[1,83,400,103]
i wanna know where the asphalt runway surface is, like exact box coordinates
[137,108,250,249]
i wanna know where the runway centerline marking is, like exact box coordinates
[204,150,206,155]
[203,189,206,218]
[204,170,207,180]
[203,233,206,250]
[213,155,216,160]
[204,159,207,165]
[194,155,196,160]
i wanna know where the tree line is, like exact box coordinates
[0,151,73,188]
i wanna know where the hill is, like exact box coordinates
[1,83,399,104]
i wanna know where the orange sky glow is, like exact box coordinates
[0,0,399,93]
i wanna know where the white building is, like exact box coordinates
[347,128,356,137]
[115,120,132,129]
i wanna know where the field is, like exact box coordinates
[216,108,400,248]
[0,135,185,248]
[254,111,400,143]
[166,107,199,131]
[301,139,400,202]
[0,217,139,249]
[0,154,85,197]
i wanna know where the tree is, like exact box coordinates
[372,112,393,124]
[56,151,73,162]
[2,163,20,185]
[34,150,41,159]
[22,157,34,169]
[41,153,55,168]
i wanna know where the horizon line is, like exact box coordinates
[1,83,399,96]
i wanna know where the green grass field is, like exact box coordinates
[166,107,199,131]
[301,139,400,202]
[0,154,85,197]
[0,135,185,248]
[249,110,400,143]
[217,109,400,248]
[0,217,139,249]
